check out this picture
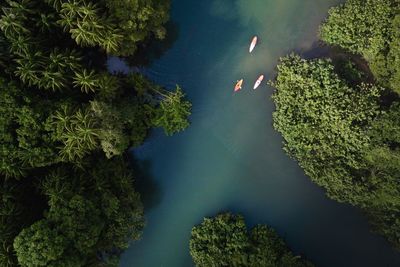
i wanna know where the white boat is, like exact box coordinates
[253,75,264,89]
[249,36,258,53]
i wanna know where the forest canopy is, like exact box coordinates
[320,0,400,93]
[190,213,314,267]
[271,0,400,249]
[0,0,191,266]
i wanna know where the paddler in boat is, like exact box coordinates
[234,79,243,92]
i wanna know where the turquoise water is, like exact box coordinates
[115,0,400,266]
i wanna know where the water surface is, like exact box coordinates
[115,1,400,266]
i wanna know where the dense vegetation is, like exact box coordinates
[0,0,191,266]
[190,213,313,267]
[320,0,400,93]
[271,0,400,249]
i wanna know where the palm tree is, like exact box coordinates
[97,73,119,99]
[58,108,99,161]
[57,13,75,32]
[70,20,102,46]
[44,0,64,12]
[0,0,35,39]
[101,30,123,54]
[48,48,68,69]
[39,70,66,91]
[0,9,28,39]
[77,1,101,21]
[14,52,45,86]
[14,58,40,86]
[6,0,34,16]
[35,13,56,33]
[73,69,99,93]
[64,49,82,71]
[50,104,73,142]
[9,35,32,55]
[40,169,70,207]
[59,1,80,18]
[58,0,110,49]
[52,105,72,128]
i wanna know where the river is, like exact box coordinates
[112,0,400,266]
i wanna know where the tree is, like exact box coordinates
[190,213,249,267]
[190,213,313,267]
[0,78,60,178]
[363,103,400,246]
[103,0,171,56]
[387,14,400,92]
[13,220,67,267]
[51,107,99,162]
[0,181,23,267]
[57,0,124,54]
[73,69,99,93]
[270,53,400,248]
[320,0,400,92]
[14,51,45,87]
[47,195,104,253]
[293,0,400,248]
[34,156,145,266]
[0,0,189,266]
[153,85,192,136]
[0,5,29,39]
[271,54,382,203]
[89,101,129,158]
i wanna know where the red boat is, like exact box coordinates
[234,79,243,92]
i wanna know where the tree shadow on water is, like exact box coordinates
[296,41,376,85]
[130,158,163,211]
[125,20,180,67]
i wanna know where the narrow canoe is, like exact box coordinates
[234,79,243,92]
[249,36,258,53]
[253,75,264,89]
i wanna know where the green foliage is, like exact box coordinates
[0,181,23,267]
[22,156,146,267]
[153,85,192,136]
[363,103,400,246]
[12,46,83,92]
[320,0,400,92]
[272,54,382,202]
[0,0,190,266]
[14,220,67,267]
[47,195,104,253]
[271,53,400,248]
[57,0,122,54]
[89,101,129,158]
[104,0,171,56]
[49,0,170,56]
[292,0,400,248]
[96,72,121,101]
[0,78,60,178]
[72,69,99,93]
[387,14,400,92]
[124,73,191,138]
[190,213,249,266]
[248,225,286,266]
[334,58,365,86]
[116,97,155,147]
[51,106,100,162]
[190,213,313,267]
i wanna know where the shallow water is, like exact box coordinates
[113,0,400,266]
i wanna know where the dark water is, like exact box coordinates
[113,0,400,266]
